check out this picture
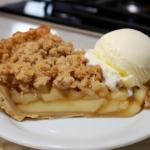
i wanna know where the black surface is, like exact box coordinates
[0,0,150,36]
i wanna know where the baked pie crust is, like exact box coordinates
[0,25,150,121]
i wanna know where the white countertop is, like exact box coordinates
[0,0,150,150]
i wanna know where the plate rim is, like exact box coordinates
[0,110,150,150]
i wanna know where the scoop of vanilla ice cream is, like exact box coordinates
[85,29,150,90]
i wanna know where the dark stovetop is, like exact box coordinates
[0,0,150,36]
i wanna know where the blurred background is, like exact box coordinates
[0,0,150,36]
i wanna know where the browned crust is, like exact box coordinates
[0,97,25,121]
[0,86,40,121]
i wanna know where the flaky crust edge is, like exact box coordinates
[0,94,86,121]
[0,98,24,121]
[0,88,40,121]
[0,96,40,121]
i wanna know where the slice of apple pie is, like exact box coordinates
[0,25,149,121]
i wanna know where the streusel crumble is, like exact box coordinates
[0,25,102,92]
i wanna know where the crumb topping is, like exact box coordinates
[0,25,103,92]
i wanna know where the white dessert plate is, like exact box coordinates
[0,109,150,150]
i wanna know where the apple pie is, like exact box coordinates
[0,25,150,121]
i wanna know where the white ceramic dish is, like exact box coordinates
[0,109,150,150]
[0,14,150,150]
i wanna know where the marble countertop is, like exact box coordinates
[0,0,150,150]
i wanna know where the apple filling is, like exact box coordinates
[0,83,148,119]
